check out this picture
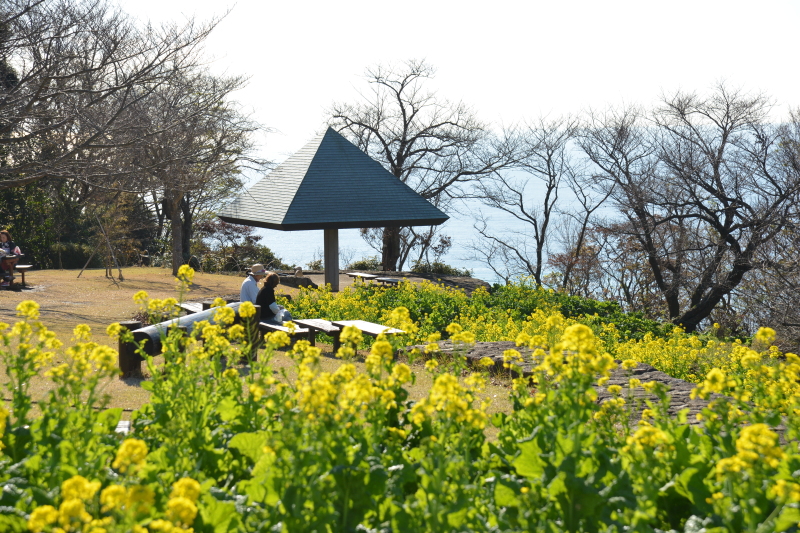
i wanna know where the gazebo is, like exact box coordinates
[216,127,448,291]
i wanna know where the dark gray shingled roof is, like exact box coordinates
[217,127,449,230]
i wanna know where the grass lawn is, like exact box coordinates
[1,267,513,426]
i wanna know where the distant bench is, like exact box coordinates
[15,265,33,286]
[276,318,405,355]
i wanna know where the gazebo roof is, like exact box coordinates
[217,127,448,230]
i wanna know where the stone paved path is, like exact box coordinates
[407,340,712,424]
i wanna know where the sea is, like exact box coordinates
[254,198,521,285]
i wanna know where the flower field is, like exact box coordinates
[1,270,800,532]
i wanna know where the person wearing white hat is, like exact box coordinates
[240,263,267,304]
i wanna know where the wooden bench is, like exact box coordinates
[375,277,401,287]
[346,272,379,282]
[293,318,342,351]
[179,302,203,314]
[15,265,33,286]
[258,321,312,345]
[332,320,405,358]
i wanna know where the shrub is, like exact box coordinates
[411,259,472,277]
[348,255,382,271]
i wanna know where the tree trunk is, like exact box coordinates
[163,192,183,275]
[382,226,401,271]
[181,194,192,259]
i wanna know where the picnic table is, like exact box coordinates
[375,277,401,286]
[332,319,405,358]
[293,318,342,349]
[346,272,378,281]
[291,318,405,354]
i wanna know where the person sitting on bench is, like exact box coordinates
[240,263,267,303]
[256,272,293,324]
[0,230,21,286]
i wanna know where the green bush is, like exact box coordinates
[348,255,382,271]
[411,260,472,277]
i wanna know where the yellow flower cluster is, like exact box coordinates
[410,373,487,429]
[768,479,800,503]
[28,475,105,532]
[113,438,148,473]
[524,323,615,381]
[716,423,784,479]
[176,265,195,285]
[622,423,671,455]
[0,404,8,451]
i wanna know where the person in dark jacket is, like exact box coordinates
[0,230,21,285]
[256,272,293,324]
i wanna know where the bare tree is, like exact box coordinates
[328,59,518,271]
[130,70,267,274]
[0,0,216,190]
[466,117,604,286]
[579,86,800,332]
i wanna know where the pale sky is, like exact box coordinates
[120,0,800,165]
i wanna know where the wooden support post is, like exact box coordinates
[118,320,143,378]
[324,228,339,292]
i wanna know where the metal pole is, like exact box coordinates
[324,228,339,292]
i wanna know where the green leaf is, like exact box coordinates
[0,513,28,533]
[140,380,154,391]
[675,467,705,505]
[198,494,241,533]
[217,398,242,423]
[491,412,506,428]
[494,479,520,507]
[228,432,267,464]
[774,505,800,533]
[94,408,123,433]
[447,507,467,528]
[513,439,544,479]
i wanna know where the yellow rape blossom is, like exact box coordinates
[176,265,195,284]
[213,306,235,325]
[339,325,363,346]
[61,475,101,501]
[735,423,784,468]
[249,384,264,402]
[148,519,175,531]
[391,363,413,384]
[73,324,92,342]
[167,497,198,526]
[171,478,201,503]
[27,505,59,532]
[106,322,123,339]
[754,327,776,345]
[0,405,8,448]
[58,498,91,528]
[238,301,256,318]
[100,485,127,512]
[16,300,40,320]
[112,439,148,473]
[623,423,670,454]
[768,480,800,503]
